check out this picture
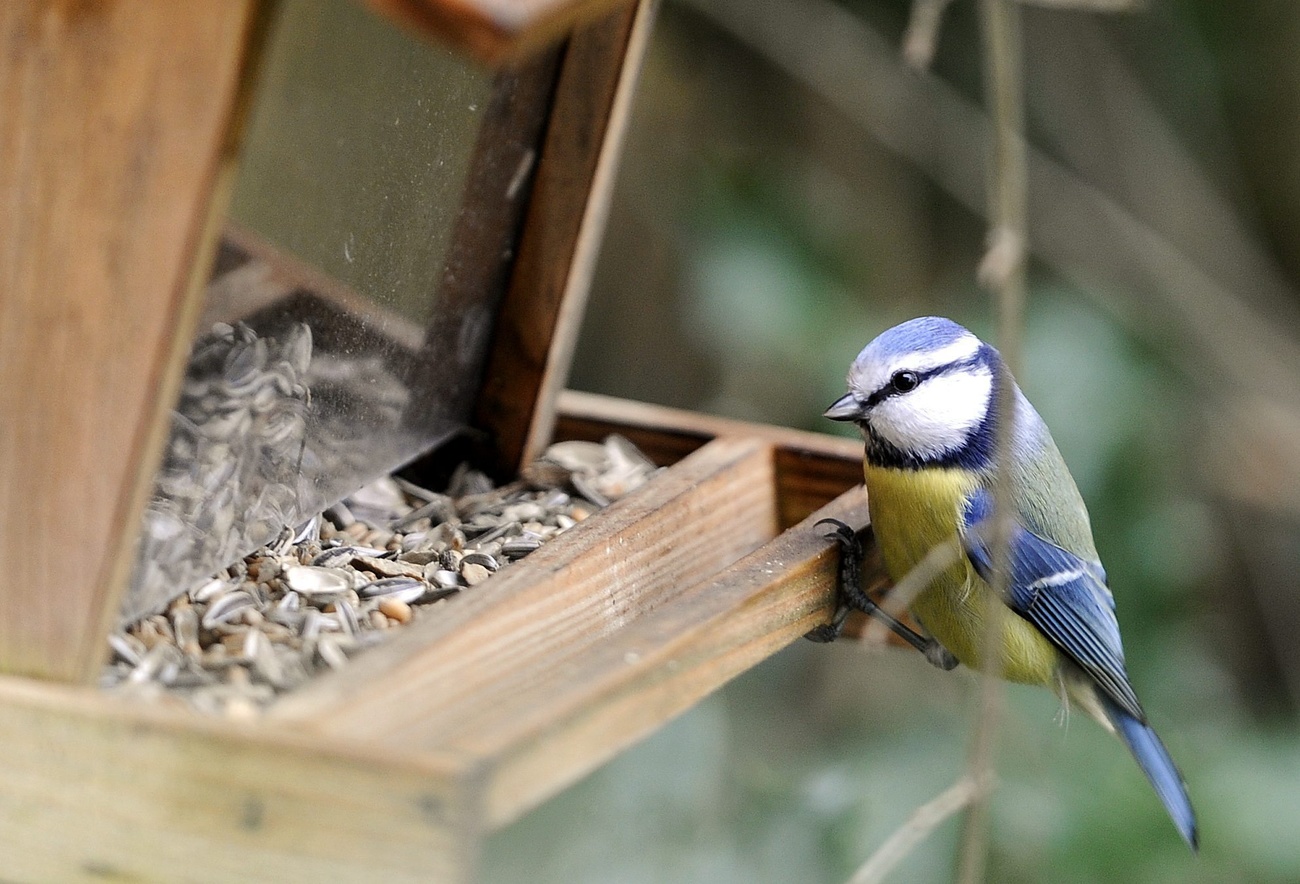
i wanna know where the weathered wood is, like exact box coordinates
[475,487,869,827]
[270,436,879,830]
[553,392,916,640]
[365,0,633,63]
[0,676,477,883]
[556,390,866,526]
[0,414,890,878]
[0,2,264,681]
[475,1,656,478]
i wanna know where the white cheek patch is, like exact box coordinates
[870,368,993,459]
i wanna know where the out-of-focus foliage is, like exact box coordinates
[489,0,1300,880]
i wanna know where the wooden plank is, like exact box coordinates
[0,2,264,681]
[475,487,870,827]
[0,676,478,883]
[474,0,657,478]
[556,389,866,526]
[267,435,890,831]
[553,393,915,640]
[364,0,633,63]
[271,437,778,728]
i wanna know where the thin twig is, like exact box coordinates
[847,774,993,884]
[957,1,1026,881]
[859,536,963,651]
[1017,0,1140,8]
[902,0,956,71]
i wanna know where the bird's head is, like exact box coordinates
[826,317,999,468]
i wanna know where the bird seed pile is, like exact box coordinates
[102,435,659,718]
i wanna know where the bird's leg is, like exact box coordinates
[804,518,861,643]
[806,519,958,671]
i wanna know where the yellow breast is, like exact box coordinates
[864,464,1060,685]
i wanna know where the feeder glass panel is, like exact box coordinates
[123,0,545,622]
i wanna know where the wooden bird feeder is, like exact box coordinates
[0,0,877,879]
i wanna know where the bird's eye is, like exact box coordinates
[891,370,920,393]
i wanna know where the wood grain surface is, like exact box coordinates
[0,1,264,681]
[271,435,875,829]
[0,675,477,883]
[474,1,656,477]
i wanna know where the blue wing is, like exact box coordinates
[962,488,1144,721]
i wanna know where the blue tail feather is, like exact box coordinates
[1102,696,1198,851]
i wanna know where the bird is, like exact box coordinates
[816,315,1197,850]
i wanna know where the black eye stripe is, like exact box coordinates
[864,353,986,408]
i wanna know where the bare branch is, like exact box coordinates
[956,1,1027,880]
[902,0,956,71]
[859,537,963,651]
[846,774,994,884]
[1017,0,1141,9]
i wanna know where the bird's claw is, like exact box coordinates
[809,517,960,670]
[816,517,857,548]
[805,518,864,643]
[804,622,841,644]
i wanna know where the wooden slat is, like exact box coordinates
[364,0,633,63]
[553,393,919,641]
[269,435,881,830]
[474,0,656,477]
[0,406,892,879]
[476,487,869,827]
[0,677,477,883]
[0,2,264,681]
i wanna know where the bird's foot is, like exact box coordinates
[809,519,960,670]
[803,518,865,643]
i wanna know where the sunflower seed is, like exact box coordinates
[359,577,426,604]
[283,565,352,600]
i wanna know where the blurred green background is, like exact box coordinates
[484,0,1300,880]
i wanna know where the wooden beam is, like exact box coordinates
[270,436,877,830]
[474,0,657,477]
[475,487,868,827]
[0,676,478,883]
[0,2,265,681]
[0,409,889,877]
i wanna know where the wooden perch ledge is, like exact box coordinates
[0,394,886,881]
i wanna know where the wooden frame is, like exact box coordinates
[0,1,266,681]
[0,1,898,880]
[0,394,869,881]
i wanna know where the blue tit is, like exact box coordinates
[821,316,1197,850]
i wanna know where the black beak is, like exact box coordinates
[824,393,865,422]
